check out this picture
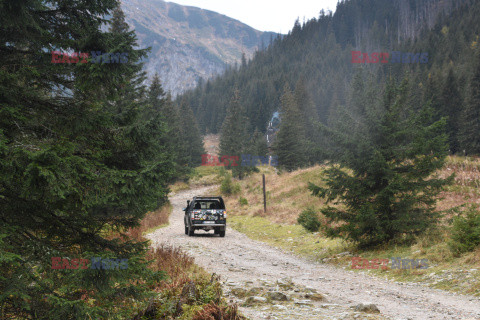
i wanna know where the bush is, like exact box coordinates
[297,207,321,232]
[239,197,248,206]
[217,166,228,178]
[220,174,240,195]
[449,206,480,255]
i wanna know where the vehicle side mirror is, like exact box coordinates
[187,200,190,206]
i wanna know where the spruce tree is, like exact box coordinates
[274,84,307,171]
[219,90,251,178]
[148,73,167,108]
[249,128,269,158]
[294,77,319,164]
[309,79,452,248]
[459,52,480,155]
[0,1,171,318]
[177,98,205,168]
[440,69,462,154]
[146,73,182,180]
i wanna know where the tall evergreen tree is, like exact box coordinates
[109,4,130,34]
[309,79,452,248]
[274,84,307,171]
[177,98,205,168]
[459,52,480,155]
[0,1,171,318]
[148,73,167,108]
[219,90,251,178]
[440,68,462,154]
[146,73,182,180]
[294,77,319,164]
[249,128,269,158]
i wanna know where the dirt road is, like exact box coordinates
[147,186,480,320]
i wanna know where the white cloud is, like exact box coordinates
[166,0,338,33]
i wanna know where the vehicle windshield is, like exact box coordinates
[193,200,224,210]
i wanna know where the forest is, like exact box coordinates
[2,0,480,318]
[181,0,480,159]
[0,1,205,318]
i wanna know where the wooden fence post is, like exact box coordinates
[263,174,267,213]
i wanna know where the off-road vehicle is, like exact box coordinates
[183,196,226,237]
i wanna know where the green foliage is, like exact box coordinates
[180,0,480,161]
[217,166,228,177]
[151,275,229,320]
[459,51,480,155]
[0,1,174,318]
[178,98,206,169]
[297,207,321,232]
[439,68,462,154]
[449,206,480,254]
[219,90,254,179]
[220,174,240,196]
[239,197,248,206]
[309,79,452,248]
[274,84,307,171]
[248,128,269,158]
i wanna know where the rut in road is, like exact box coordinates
[147,186,480,320]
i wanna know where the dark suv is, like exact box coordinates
[183,196,226,237]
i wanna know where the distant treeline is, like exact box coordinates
[180,0,480,157]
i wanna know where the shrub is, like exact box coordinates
[297,207,321,232]
[217,166,228,178]
[192,303,245,320]
[449,206,480,255]
[239,197,248,206]
[220,174,240,195]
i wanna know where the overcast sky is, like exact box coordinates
[166,0,339,33]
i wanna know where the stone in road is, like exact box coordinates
[147,186,480,320]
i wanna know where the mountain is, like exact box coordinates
[121,0,277,96]
[180,0,476,134]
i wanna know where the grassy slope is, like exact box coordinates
[199,156,480,296]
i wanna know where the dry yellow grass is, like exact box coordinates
[436,155,480,215]
[223,165,328,224]
[222,156,480,226]
[219,156,480,296]
[126,203,172,240]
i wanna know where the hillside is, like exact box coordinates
[180,0,478,135]
[121,0,276,96]
[196,156,480,296]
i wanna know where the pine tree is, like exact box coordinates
[274,84,307,171]
[440,69,462,154]
[459,52,480,155]
[249,128,269,157]
[219,90,251,178]
[309,79,452,248]
[146,74,183,180]
[0,1,171,318]
[294,77,319,164]
[109,4,130,34]
[178,98,205,168]
[148,73,167,109]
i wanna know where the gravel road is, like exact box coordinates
[147,186,480,320]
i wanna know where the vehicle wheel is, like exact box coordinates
[219,230,225,237]
[187,226,195,237]
[214,228,219,235]
[185,226,188,235]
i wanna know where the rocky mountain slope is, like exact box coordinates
[121,0,276,96]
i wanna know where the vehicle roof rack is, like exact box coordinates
[195,196,222,198]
